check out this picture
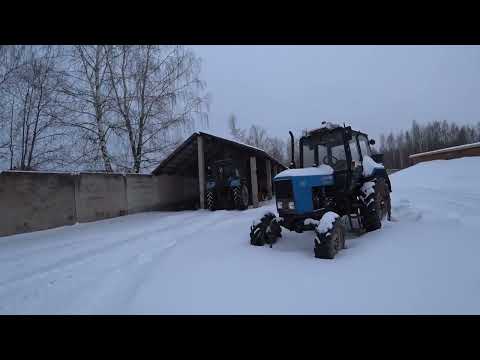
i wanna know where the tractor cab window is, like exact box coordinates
[302,141,327,167]
[302,142,315,167]
[349,140,360,161]
[330,144,348,171]
[358,135,371,157]
[302,131,348,171]
[318,145,327,166]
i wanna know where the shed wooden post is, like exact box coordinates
[250,156,259,208]
[197,135,205,209]
[266,159,272,200]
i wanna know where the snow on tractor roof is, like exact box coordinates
[309,122,343,133]
[274,165,334,179]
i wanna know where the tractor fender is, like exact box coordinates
[368,168,392,193]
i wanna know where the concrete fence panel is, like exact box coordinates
[0,172,76,237]
[75,173,127,223]
[126,174,159,214]
[0,171,201,237]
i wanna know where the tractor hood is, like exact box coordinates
[274,165,334,180]
[274,165,335,214]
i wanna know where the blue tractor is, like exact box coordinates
[250,122,392,259]
[206,159,250,211]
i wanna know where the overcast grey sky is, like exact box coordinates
[191,45,480,142]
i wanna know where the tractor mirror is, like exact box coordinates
[369,139,376,145]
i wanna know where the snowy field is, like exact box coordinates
[1,157,479,314]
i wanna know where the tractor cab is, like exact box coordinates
[273,122,385,224]
[207,159,240,188]
[299,124,379,192]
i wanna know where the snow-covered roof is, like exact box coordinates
[409,142,480,159]
[152,131,287,176]
[196,131,266,154]
[274,165,334,179]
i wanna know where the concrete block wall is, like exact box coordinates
[0,172,76,237]
[126,174,160,214]
[0,171,199,237]
[76,173,128,223]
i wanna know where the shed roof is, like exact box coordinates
[152,132,287,176]
[408,142,480,159]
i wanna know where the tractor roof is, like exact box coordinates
[307,122,369,139]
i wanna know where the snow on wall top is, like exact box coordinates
[274,165,334,179]
[408,141,480,159]
[362,155,384,177]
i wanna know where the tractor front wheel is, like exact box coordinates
[314,218,345,259]
[250,212,281,246]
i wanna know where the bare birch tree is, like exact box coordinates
[0,45,24,88]
[1,46,70,170]
[105,45,209,173]
[0,46,25,161]
[60,45,115,172]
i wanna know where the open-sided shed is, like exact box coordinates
[152,132,287,209]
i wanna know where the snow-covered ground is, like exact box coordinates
[1,157,479,314]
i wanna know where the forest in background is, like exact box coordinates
[379,120,480,169]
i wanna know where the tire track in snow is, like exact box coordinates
[0,210,237,313]
[0,212,201,263]
[0,212,211,290]
[59,210,240,313]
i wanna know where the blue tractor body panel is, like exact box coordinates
[274,174,334,214]
[229,178,241,187]
[207,176,241,190]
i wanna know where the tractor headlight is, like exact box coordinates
[288,201,295,210]
[277,201,283,209]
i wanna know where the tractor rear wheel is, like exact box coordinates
[314,218,345,259]
[234,184,249,210]
[361,177,390,232]
[206,190,215,211]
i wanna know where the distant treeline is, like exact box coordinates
[379,120,480,169]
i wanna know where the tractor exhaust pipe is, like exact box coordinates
[289,131,296,168]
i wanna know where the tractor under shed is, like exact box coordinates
[152,132,287,210]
